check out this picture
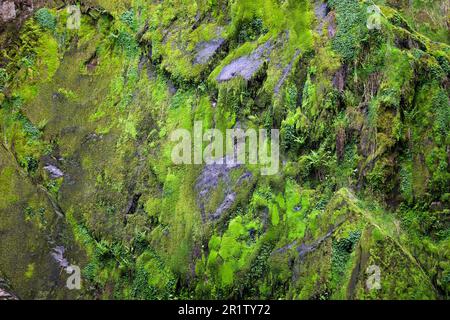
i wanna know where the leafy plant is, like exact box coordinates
[237,17,268,43]
[331,231,361,289]
[34,8,57,31]
[328,0,366,61]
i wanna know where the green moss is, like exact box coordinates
[285,180,308,241]
[270,203,280,226]
[220,262,234,286]
[0,0,448,300]
[0,166,19,208]
[131,250,176,299]
[24,263,35,279]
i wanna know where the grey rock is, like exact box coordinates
[314,1,328,34]
[1,2,16,22]
[314,1,328,20]
[332,66,346,92]
[196,151,252,221]
[217,41,273,82]
[297,229,333,260]
[194,38,225,65]
[314,1,336,38]
[0,288,18,300]
[0,277,18,300]
[51,246,69,269]
[44,164,64,179]
[210,192,236,220]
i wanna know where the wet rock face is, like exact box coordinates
[332,66,347,92]
[0,0,447,300]
[51,246,69,269]
[0,0,37,26]
[195,154,252,221]
[44,164,64,179]
[1,275,18,300]
[314,1,336,38]
[216,41,273,82]
[0,1,16,22]
[314,1,328,22]
[0,287,18,300]
[193,38,225,65]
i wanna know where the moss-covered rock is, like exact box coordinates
[0,0,448,300]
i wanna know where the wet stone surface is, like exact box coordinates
[194,38,225,65]
[217,41,273,82]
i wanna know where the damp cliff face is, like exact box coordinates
[0,0,449,300]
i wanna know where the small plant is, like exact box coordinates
[328,0,366,61]
[237,17,268,43]
[112,30,139,57]
[46,179,62,196]
[331,231,361,288]
[284,83,298,111]
[34,8,57,31]
[24,156,39,173]
[24,207,47,225]
[57,88,78,101]
[13,112,41,140]
[120,10,137,31]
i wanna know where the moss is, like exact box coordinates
[56,88,78,101]
[284,180,308,241]
[24,263,35,279]
[0,166,19,208]
[270,203,280,226]
[131,250,176,299]
[0,0,448,300]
